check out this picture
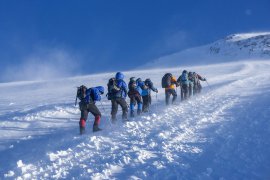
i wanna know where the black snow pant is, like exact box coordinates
[111,98,128,121]
[142,95,152,112]
[80,103,101,120]
[181,84,189,101]
[165,89,177,105]
[188,83,194,97]
[194,83,202,94]
[79,102,102,134]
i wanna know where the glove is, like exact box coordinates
[203,78,207,81]
[155,89,158,93]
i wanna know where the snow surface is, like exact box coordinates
[0,59,270,179]
[227,32,270,42]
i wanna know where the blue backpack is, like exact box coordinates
[77,86,104,104]
[84,88,94,104]
[181,72,189,84]
[89,86,104,102]
[135,86,142,95]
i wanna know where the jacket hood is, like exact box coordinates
[115,72,124,80]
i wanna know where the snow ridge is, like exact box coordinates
[146,32,270,68]
[210,32,270,57]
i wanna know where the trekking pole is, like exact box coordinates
[178,86,181,101]
[205,80,213,91]
[176,86,178,103]
[154,92,158,111]
[99,101,106,112]
[75,95,78,106]
[99,101,112,126]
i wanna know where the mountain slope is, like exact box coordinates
[0,60,270,179]
[147,32,270,68]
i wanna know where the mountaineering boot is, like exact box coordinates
[79,118,86,135]
[111,115,117,124]
[122,118,129,123]
[130,110,135,118]
[93,125,102,132]
[80,126,85,135]
[143,104,149,113]
[111,118,117,124]
[122,114,129,122]
[137,109,142,115]
[122,112,129,122]
[93,116,102,132]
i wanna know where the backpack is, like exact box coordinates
[145,79,153,88]
[76,85,87,101]
[90,88,101,101]
[129,80,137,90]
[107,78,119,100]
[141,79,151,96]
[128,80,142,97]
[193,73,200,85]
[84,88,94,104]
[188,72,195,83]
[181,72,188,81]
[181,72,189,85]
[75,85,93,106]
[136,79,147,90]
[162,73,172,88]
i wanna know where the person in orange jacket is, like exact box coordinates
[162,73,180,105]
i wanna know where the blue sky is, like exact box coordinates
[0,0,270,82]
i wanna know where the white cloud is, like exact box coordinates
[2,47,80,82]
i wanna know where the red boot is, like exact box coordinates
[93,116,102,132]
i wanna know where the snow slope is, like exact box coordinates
[0,60,270,179]
[146,32,270,68]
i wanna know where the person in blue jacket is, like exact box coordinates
[128,77,143,117]
[79,86,104,134]
[141,78,158,112]
[109,72,128,122]
[177,70,190,101]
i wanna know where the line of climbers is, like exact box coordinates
[162,70,206,105]
[75,71,206,134]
